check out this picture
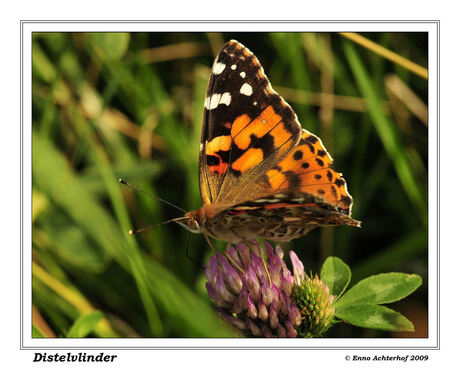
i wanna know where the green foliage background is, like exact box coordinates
[31,32,428,338]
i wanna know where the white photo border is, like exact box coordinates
[21,20,439,350]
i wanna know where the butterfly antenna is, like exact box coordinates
[119,178,186,213]
[128,216,189,235]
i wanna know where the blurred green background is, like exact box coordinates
[31,32,428,338]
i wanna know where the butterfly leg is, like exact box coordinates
[224,246,246,275]
[185,232,205,269]
[203,231,217,255]
[247,239,273,287]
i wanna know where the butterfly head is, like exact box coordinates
[174,210,202,234]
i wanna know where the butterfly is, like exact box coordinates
[175,40,360,243]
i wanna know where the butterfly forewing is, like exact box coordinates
[199,40,303,207]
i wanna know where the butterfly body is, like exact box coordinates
[175,40,360,244]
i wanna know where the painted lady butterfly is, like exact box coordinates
[176,40,360,243]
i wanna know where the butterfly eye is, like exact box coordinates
[175,217,201,234]
[189,219,200,231]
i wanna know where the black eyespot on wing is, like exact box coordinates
[340,195,352,206]
[293,150,303,160]
[305,135,318,144]
[331,185,337,199]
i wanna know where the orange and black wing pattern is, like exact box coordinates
[198,40,303,207]
[262,129,354,215]
[204,130,360,243]
[197,40,359,241]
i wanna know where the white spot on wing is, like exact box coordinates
[253,198,280,203]
[220,92,232,106]
[209,94,221,109]
[240,71,246,78]
[213,62,226,75]
[205,93,231,110]
[240,83,253,96]
[231,64,237,70]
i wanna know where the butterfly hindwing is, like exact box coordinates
[261,129,354,215]
[205,192,360,243]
